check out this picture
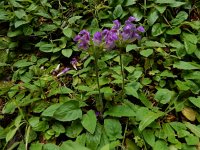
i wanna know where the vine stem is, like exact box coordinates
[119,53,125,101]
[94,55,103,113]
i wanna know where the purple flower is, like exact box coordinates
[74,29,90,50]
[112,20,121,30]
[137,26,145,32]
[93,31,102,45]
[125,16,136,24]
[103,29,119,49]
[57,67,70,77]
[71,58,78,70]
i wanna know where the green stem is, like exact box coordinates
[119,53,125,101]
[94,56,103,113]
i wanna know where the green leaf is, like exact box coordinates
[104,104,136,117]
[171,11,188,25]
[113,5,123,19]
[153,140,168,150]
[185,135,199,145]
[166,27,181,35]
[154,89,174,104]
[66,121,83,138]
[152,23,166,36]
[81,110,97,134]
[173,61,200,70]
[104,119,122,141]
[140,49,153,57]
[147,9,159,26]
[14,9,26,19]
[30,143,43,150]
[86,124,102,149]
[189,97,200,108]
[60,141,90,150]
[185,122,200,137]
[63,27,73,38]
[144,41,166,47]
[142,129,155,147]
[13,59,34,68]
[43,143,60,150]
[123,0,137,6]
[126,44,138,52]
[48,86,73,97]
[6,128,18,142]
[68,16,82,24]
[62,49,72,58]
[53,101,82,122]
[155,0,175,3]
[41,103,62,117]
[138,109,164,131]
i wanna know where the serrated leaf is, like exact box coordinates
[81,110,97,134]
[147,9,159,26]
[154,89,174,104]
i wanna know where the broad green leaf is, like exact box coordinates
[81,110,97,134]
[140,49,153,57]
[183,71,200,80]
[40,24,58,32]
[123,0,137,6]
[171,11,188,25]
[48,86,73,97]
[166,27,181,35]
[147,9,159,26]
[66,121,83,138]
[104,119,122,141]
[62,49,72,58]
[184,40,197,54]
[155,0,175,3]
[154,89,174,104]
[189,97,200,108]
[162,123,178,144]
[113,5,123,19]
[13,59,34,68]
[68,16,82,24]
[53,101,82,121]
[63,27,73,38]
[104,104,136,117]
[60,141,90,150]
[185,135,199,145]
[43,143,60,150]
[185,122,200,137]
[6,128,18,142]
[173,61,200,70]
[153,140,168,150]
[144,41,166,47]
[30,143,43,150]
[32,121,49,132]
[152,23,166,36]
[14,9,26,19]
[142,129,155,146]
[126,44,138,52]
[86,124,102,149]
[138,109,164,131]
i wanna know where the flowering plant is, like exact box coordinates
[74,16,145,113]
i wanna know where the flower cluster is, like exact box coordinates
[74,16,145,50]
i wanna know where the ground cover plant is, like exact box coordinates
[0,0,200,149]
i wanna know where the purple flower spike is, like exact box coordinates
[74,29,90,50]
[57,67,70,77]
[112,20,121,30]
[71,58,78,70]
[93,31,102,45]
[128,16,136,22]
[137,26,145,32]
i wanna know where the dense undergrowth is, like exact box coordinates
[0,0,200,150]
